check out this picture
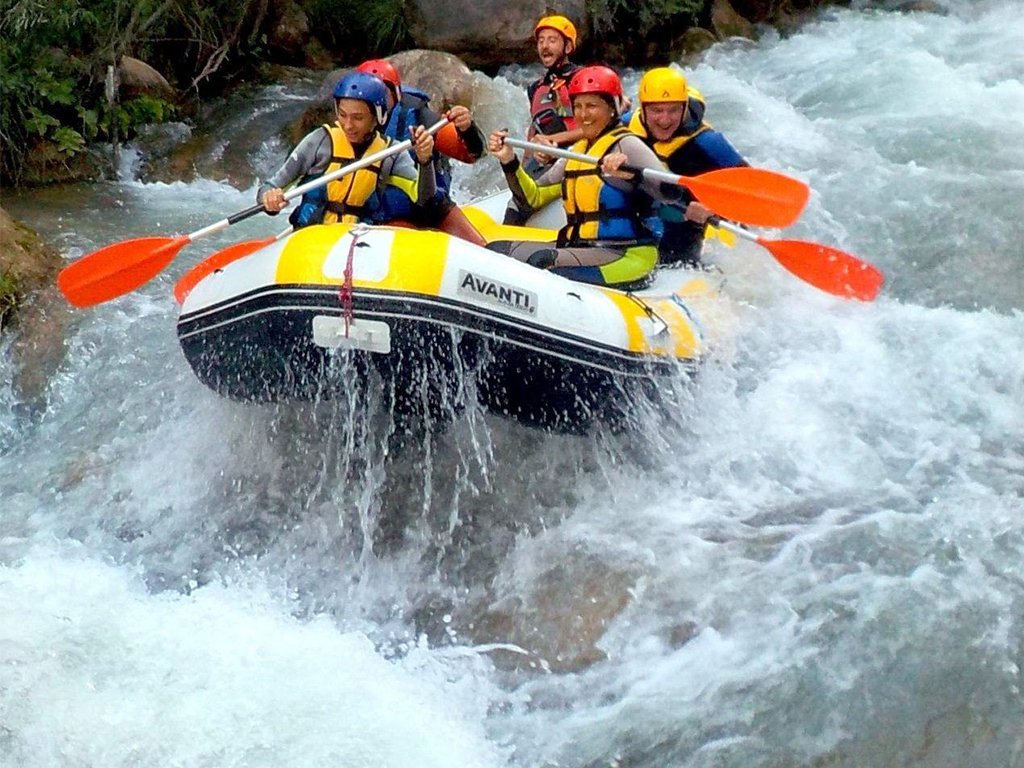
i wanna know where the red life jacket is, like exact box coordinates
[528,64,580,139]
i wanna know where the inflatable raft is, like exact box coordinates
[175,197,718,431]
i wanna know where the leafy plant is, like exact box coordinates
[0,272,20,332]
[300,0,412,58]
[586,0,707,59]
[0,0,267,185]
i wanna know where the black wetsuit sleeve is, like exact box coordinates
[420,103,442,128]
[458,122,486,159]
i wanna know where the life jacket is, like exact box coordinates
[289,124,389,228]
[560,126,648,246]
[528,63,580,139]
[383,87,429,145]
[382,86,453,199]
[626,97,715,263]
[628,94,710,163]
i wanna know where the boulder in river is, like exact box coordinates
[0,207,71,408]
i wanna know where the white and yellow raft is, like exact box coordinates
[176,198,718,431]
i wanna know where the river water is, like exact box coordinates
[2,2,1022,766]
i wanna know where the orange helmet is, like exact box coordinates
[356,59,401,99]
[534,15,578,47]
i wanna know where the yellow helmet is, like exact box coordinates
[639,67,689,104]
[534,15,578,47]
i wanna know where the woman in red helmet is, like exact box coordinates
[488,65,686,288]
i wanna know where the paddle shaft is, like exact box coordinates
[504,137,681,186]
[502,136,809,230]
[58,119,449,308]
[187,117,450,243]
[707,218,759,245]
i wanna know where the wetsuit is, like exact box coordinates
[373,87,487,244]
[504,62,582,225]
[630,99,746,265]
[491,127,686,288]
[257,124,435,228]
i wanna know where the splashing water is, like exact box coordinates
[2,3,1023,766]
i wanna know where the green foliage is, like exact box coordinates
[119,96,178,129]
[300,0,412,60]
[0,271,20,332]
[586,0,706,59]
[0,0,265,185]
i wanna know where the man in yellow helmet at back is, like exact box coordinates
[630,66,748,266]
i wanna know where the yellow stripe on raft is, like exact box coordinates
[274,225,346,285]
[273,224,447,296]
[271,222,708,362]
[461,206,557,244]
[376,228,447,295]
[597,275,712,360]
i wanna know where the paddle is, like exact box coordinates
[173,227,292,304]
[58,118,450,308]
[709,217,884,301]
[503,137,809,229]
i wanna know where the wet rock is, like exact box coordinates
[390,50,478,111]
[473,540,648,673]
[881,0,948,13]
[726,0,776,23]
[667,619,701,648]
[118,56,175,99]
[0,207,71,406]
[711,0,758,40]
[16,140,106,187]
[407,0,585,69]
[0,207,61,330]
[673,26,722,60]
[265,0,333,68]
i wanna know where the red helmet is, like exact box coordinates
[568,65,625,111]
[356,59,401,98]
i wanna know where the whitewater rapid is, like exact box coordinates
[2,2,1022,766]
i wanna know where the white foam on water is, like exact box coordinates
[0,545,507,768]
[3,3,1024,766]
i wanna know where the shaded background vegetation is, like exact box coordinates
[1,0,273,184]
[0,0,830,186]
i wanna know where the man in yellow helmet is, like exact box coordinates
[630,66,748,266]
[504,14,584,224]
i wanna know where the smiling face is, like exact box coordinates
[643,102,686,142]
[335,99,377,144]
[571,94,616,141]
[536,28,572,69]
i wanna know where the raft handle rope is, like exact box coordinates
[338,225,371,335]
[623,290,669,338]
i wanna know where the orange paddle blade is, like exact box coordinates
[760,237,884,301]
[683,167,810,229]
[434,123,476,164]
[173,237,275,304]
[57,236,188,308]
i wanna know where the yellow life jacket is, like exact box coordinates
[628,93,710,163]
[561,126,643,244]
[322,124,391,224]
